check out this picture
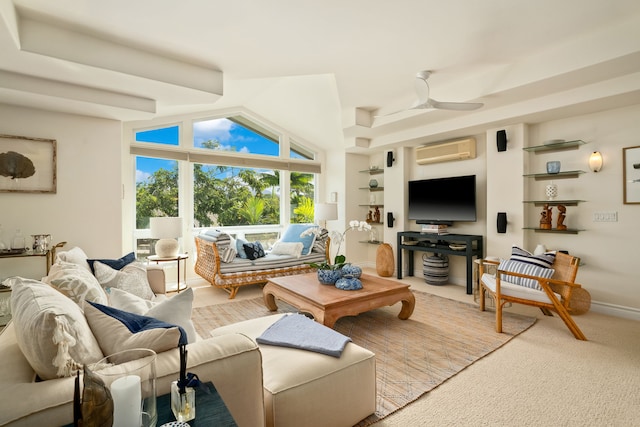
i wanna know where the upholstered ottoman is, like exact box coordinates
[211,313,377,427]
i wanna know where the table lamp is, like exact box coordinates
[315,203,338,229]
[150,217,182,258]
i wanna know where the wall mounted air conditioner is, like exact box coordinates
[415,137,476,165]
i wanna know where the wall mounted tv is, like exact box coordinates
[408,175,477,225]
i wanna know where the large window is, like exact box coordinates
[128,111,321,256]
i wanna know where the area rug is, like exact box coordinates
[192,290,536,425]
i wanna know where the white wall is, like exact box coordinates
[0,104,123,280]
[520,104,640,316]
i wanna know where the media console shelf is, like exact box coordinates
[396,231,483,295]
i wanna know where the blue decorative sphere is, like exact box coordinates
[335,275,363,291]
[317,269,342,285]
[341,264,362,279]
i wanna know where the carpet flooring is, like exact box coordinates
[192,290,536,425]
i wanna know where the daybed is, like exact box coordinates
[194,225,330,298]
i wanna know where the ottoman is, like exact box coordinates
[211,314,376,427]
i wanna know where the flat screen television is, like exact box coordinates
[408,175,477,225]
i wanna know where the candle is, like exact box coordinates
[111,375,142,427]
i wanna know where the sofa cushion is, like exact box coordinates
[43,261,109,306]
[280,224,316,255]
[236,237,249,259]
[93,261,155,300]
[84,302,186,362]
[108,287,197,343]
[311,227,329,254]
[86,252,136,274]
[243,241,266,260]
[7,277,104,379]
[219,246,237,263]
[498,259,555,291]
[54,246,92,273]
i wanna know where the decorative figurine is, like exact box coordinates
[540,204,552,229]
[374,206,381,224]
[556,204,567,230]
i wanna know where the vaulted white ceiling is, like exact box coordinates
[1,0,640,153]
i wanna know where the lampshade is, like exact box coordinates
[150,217,182,257]
[315,203,338,222]
[589,151,603,172]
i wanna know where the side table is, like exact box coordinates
[147,253,189,293]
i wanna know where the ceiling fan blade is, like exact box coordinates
[429,99,484,111]
[414,75,430,104]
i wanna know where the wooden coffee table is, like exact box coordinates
[263,272,415,328]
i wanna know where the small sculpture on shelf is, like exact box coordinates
[540,204,552,229]
[556,204,567,230]
[373,206,381,224]
[366,210,373,222]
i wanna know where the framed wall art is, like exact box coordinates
[623,145,640,204]
[0,134,57,193]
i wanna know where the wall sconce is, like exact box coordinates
[589,151,603,172]
[386,149,396,167]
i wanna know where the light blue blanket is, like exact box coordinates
[256,313,351,357]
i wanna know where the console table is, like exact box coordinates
[396,232,483,294]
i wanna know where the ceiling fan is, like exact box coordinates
[379,71,484,116]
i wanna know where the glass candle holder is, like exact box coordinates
[171,381,196,422]
[91,348,157,427]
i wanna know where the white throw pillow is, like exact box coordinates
[93,261,155,300]
[7,277,104,379]
[54,246,92,273]
[43,261,108,306]
[270,241,304,258]
[108,287,197,343]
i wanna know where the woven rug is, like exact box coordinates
[192,290,536,425]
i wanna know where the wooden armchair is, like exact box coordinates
[479,252,590,340]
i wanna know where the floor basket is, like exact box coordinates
[423,253,449,285]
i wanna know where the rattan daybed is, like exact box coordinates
[194,227,329,299]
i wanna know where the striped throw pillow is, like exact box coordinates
[498,259,555,291]
[511,245,556,268]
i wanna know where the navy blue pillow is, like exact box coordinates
[243,242,265,260]
[87,252,136,274]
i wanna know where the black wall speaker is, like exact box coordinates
[387,212,395,228]
[497,130,507,152]
[386,150,395,167]
[497,212,507,233]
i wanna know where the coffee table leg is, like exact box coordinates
[398,292,416,320]
[263,284,278,311]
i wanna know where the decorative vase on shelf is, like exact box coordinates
[546,161,561,174]
[534,244,547,255]
[317,269,342,285]
[545,183,558,200]
[335,275,363,291]
[368,179,378,188]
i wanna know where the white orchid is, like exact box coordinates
[301,220,371,268]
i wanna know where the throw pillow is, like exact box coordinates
[280,224,316,255]
[43,261,108,306]
[108,287,197,343]
[84,302,186,363]
[243,241,266,260]
[7,277,104,379]
[270,241,304,258]
[54,246,92,273]
[510,245,556,268]
[312,227,329,254]
[219,246,237,263]
[93,261,155,300]
[236,238,249,259]
[498,259,555,291]
[86,252,136,274]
